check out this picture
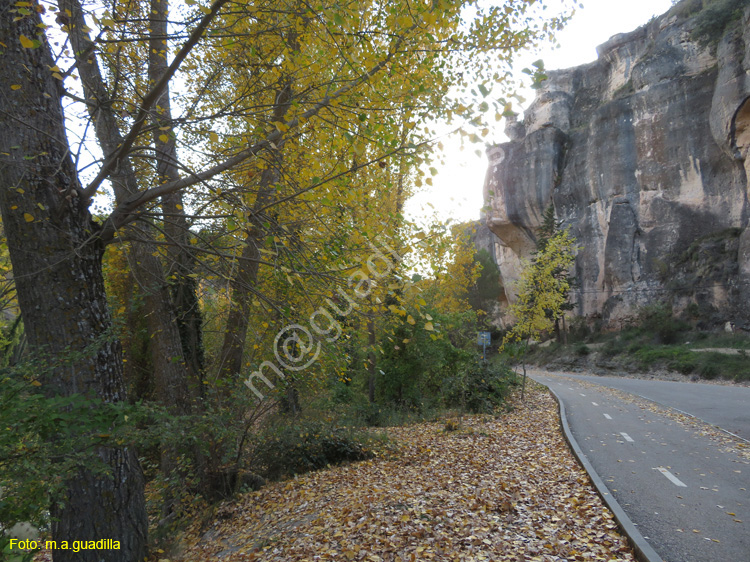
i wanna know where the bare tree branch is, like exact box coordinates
[81,0,232,200]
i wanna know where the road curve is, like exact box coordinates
[546,373,750,441]
[529,370,750,562]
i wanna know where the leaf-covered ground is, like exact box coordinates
[176,383,636,561]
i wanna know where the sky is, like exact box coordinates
[405,0,675,226]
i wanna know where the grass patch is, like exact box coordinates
[631,346,749,380]
[686,332,750,350]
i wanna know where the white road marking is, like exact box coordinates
[655,467,687,487]
[580,393,586,397]
[592,402,599,406]
[604,414,613,420]
[620,432,634,442]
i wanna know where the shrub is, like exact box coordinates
[445,360,517,414]
[699,362,720,379]
[637,304,688,345]
[376,308,478,412]
[601,338,627,358]
[250,421,376,481]
[444,418,461,432]
[0,366,141,536]
[691,0,747,49]
[568,317,591,343]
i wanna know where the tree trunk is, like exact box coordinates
[521,337,529,401]
[150,0,206,390]
[368,317,377,403]
[0,5,147,559]
[217,86,291,379]
[60,0,194,415]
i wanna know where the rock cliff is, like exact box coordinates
[484,0,750,328]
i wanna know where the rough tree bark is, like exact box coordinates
[60,0,193,415]
[0,4,147,560]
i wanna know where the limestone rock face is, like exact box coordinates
[484,1,750,328]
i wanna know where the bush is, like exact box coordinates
[0,366,140,535]
[250,421,377,480]
[691,0,747,49]
[568,317,591,343]
[445,360,517,414]
[637,304,688,345]
[698,362,720,379]
[601,337,627,358]
[376,308,478,411]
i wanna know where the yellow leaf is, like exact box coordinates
[11,84,21,90]
[209,131,218,142]
[31,380,42,387]
[159,134,169,143]
[406,315,416,325]
[23,213,34,222]
[424,322,434,331]
[19,35,35,48]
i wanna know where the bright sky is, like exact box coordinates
[405,0,674,225]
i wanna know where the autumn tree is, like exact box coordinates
[502,228,576,398]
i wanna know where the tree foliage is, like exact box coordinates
[504,229,577,344]
[502,225,577,397]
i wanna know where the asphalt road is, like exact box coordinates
[529,370,750,562]
[546,373,750,441]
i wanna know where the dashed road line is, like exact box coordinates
[580,393,586,397]
[620,432,634,442]
[604,414,613,420]
[592,402,599,406]
[655,467,687,487]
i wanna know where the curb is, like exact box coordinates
[544,384,665,562]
